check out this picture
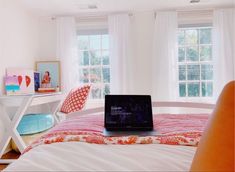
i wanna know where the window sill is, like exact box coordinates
[176,97,216,104]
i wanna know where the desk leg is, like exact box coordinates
[0,106,13,158]
[0,97,32,161]
[0,134,11,159]
[11,97,33,153]
[47,100,63,124]
[11,129,26,153]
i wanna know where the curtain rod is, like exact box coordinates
[51,12,133,20]
[51,7,220,20]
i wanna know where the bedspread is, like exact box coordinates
[24,113,209,153]
[6,142,197,171]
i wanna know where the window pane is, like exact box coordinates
[79,51,89,66]
[102,68,110,83]
[201,64,213,80]
[90,51,101,65]
[177,27,213,98]
[90,35,101,50]
[91,85,101,99]
[200,45,212,61]
[103,84,110,97]
[179,83,186,97]
[178,48,185,62]
[102,35,109,49]
[185,29,198,45]
[187,65,200,80]
[179,65,186,80]
[186,46,199,61]
[90,68,101,83]
[202,82,213,97]
[78,36,89,50]
[188,83,200,97]
[78,33,110,100]
[200,28,211,44]
[79,69,89,83]
[102,51,110,65]
[178,30,185,45]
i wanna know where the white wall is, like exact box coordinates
[37,12,155,95]
[0,0,39,145]
[37,17,57,61]
[0,0,39,93]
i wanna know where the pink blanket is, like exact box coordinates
[24,114,209,153]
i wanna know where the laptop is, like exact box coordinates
[103,95,157,136]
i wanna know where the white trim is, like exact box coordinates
[77,29,108,35]
[76,17,108,31]
[177,27,214,99]
[178,10,213,26]
[77,34,110,100]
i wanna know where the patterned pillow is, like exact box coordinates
[60,85,91,114]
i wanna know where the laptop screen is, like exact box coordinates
[105,95,153,131]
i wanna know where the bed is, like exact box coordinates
[4,101,215,172]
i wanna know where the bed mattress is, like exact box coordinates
[5,142,196,171]
[5,113,207,171]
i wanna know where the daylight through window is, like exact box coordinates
[78,34,110,99]
[178,27,213,98]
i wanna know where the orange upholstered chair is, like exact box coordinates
[190,81,234,171]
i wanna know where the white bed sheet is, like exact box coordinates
[5,142,196,171]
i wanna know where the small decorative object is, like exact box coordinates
[36,61,61,92]
[5,76,20,95]
[6,68,35,95]
[34,72,40,91]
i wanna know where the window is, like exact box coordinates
[78,33,110,99]
[178,27,213,98]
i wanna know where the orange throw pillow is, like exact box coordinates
[190,81,234,171]
[60,85,91,114]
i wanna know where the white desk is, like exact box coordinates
[0,92,65,164]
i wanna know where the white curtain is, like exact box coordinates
[213,8,235,99]
[152,11,178,101]
[108,14,131,94]
[56,17,79,93]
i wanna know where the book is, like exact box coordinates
[37,87,56,93]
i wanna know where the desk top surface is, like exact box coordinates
[0,92,63,99]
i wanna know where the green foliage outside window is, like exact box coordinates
[178,27,213,98]
[78,34,110,99]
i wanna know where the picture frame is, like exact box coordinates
[35,61,61,91]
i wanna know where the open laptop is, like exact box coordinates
[103,95,157,136]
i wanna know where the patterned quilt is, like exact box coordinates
[23,113,209,153]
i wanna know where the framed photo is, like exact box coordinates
[35,61,61,90]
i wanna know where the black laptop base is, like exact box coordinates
[103,129,157,137]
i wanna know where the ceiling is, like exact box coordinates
[20,0,235,16]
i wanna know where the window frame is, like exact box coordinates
[77,29,110,100]
[177,25,214,102]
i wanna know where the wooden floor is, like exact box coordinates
[0,151,20,171]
